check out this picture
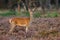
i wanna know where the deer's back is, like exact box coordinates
[9,18,30,26]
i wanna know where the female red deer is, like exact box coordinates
[8,8,34,34]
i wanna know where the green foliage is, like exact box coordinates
[24,11,30,17]
[0,10,59,18]
[33,11,41,18]
[18,11,30,17]
[0,10,30,17]
[46,11,59,18]
[0,10,16,16]
[18,0,21,4]
[15,12,21,16]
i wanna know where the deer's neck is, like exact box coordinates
[29,10,33,24]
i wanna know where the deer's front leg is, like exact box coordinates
[26,25,30,33]
[26,27,28,33]
[8,23,16,34]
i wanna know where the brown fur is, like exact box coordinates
[9,17,30,26]
[8,8,34,34]
[8,17,30,34]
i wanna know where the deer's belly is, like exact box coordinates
[16,24,27,26]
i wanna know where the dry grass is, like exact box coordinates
[0,17,59,40]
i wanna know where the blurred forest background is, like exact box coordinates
[0,0,60,17]
[0,0,60,10]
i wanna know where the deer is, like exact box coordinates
[8,8,34,34]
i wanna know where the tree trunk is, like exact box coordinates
[46,0,51,9]
[25,0,29,11]
[56,0,58,10]
[40,0,45,14]
[17,3,20,13]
